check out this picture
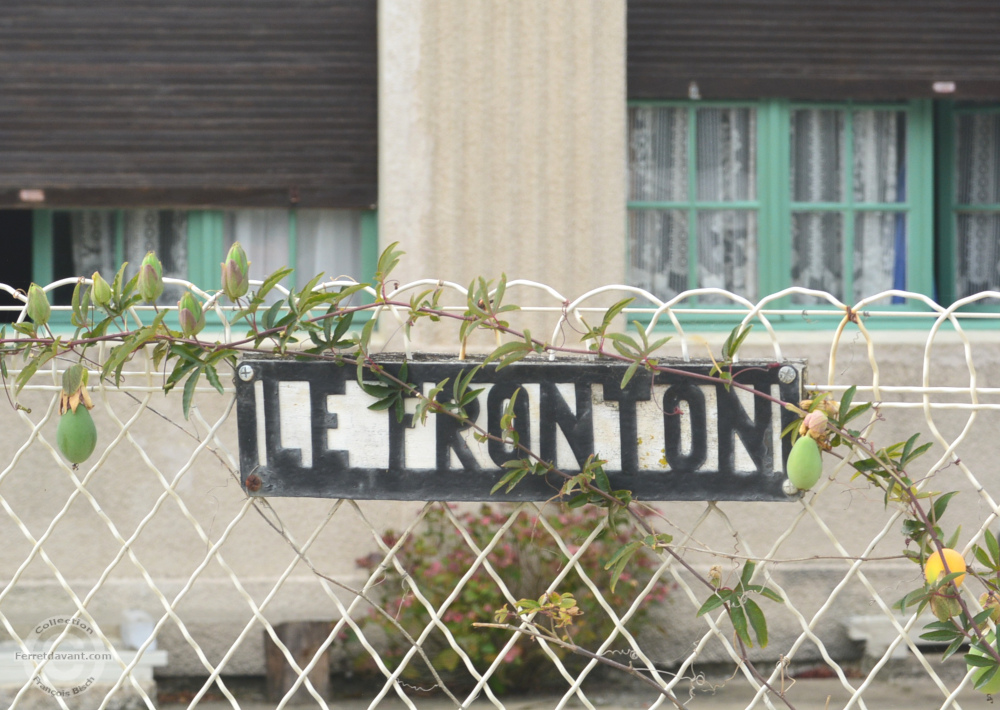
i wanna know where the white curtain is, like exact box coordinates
[955,113,1000,298]
[223,209,363,296]
[70,209,188,305]
[790,109,905,304]
[627,106,756,302]
[295,210,362,282]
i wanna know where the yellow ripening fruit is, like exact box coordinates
[786,436,823,490]
[968,632,1000,694]
[924,548,966,587]
[57,406,98,464]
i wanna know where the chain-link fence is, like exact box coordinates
[2,277,1000,709]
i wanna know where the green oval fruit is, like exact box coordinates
[968,632,1000,694]
[57,406,98,464]
[787,436,823,490]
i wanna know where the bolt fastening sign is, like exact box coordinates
[235,357,804,501]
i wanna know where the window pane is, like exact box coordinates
[627,210,688,300]
[854,212,907,302]
[955,213,1000,298]
[627,107,688,202]
[955,113,1000,205]
[122,209,188,303]
[696,210,757,303]
[791,110,844,203]
[224,210,291,283]
[853,111,906,204]
[696,108,756,201]
[223,209,366,297]
[791,212,843,302]
[296,210,362,282]
[54,209,187,305]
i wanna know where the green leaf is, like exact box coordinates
[731,606,752,648]
[620,361,640,390]
[604,541,644,593]
[975,545,994,570]
[945,526,962,550]
[740,560,756,587]
[491,466,529,495]
[744,598,768,648]
[484,341,533,370]
[942,636,966,661]
[930,492,957,524]
[756,586,784,604]
[182,368,201,419]
[841,402,872,427]
[722,324,753,360]
[990,530,1000,567]
[262,299,285,330]
[967,653,998,669]
[921,629,963,643]
[256,267,294,300]
[838,385,857,424]
[696,593,725,617]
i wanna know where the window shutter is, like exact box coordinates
[0,1,377,209]
[629,1,1000,100]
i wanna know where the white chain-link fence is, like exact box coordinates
[2,277,1000,709]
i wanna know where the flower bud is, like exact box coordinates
[26,283,50,326]
[91,272,112,307]
[137,252,163,304]
[177,292,205,337]
[980,591,1000,624]
[799,410,829,439]
[221,242,250,302]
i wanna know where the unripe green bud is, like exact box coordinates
[91,272,112,307]
[177,291,205,337]
[221,241,250,302]
[137,252,164,304]
[26,283,50,326]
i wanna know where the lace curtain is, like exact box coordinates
[954,113,1000,298]
[223,209,362,286]
[70,209,188,304]
[791,110,906,304]
[66,208,362,304]
[628,106,757,302]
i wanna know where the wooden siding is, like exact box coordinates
[0,0,377,208]
[629,1,1000,100]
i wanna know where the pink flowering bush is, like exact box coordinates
[350,503,673,694]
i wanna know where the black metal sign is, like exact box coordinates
[234,357,804,502]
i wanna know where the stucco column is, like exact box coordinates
[379,0,627,300]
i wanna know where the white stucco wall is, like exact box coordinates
[379,0,627,297]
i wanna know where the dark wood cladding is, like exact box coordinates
[0,1,377,208]
[629,1,1000,100]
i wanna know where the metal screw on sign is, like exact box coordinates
[782,479,801,497]
[238,364,254,382]
[778,366,797,384]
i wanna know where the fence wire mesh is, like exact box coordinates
[2,277,1000,709]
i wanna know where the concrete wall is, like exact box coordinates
[379,0,627,298]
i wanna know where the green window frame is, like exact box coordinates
[627,99,934,325]
[935,101,1000,309]
[32,208,379,324]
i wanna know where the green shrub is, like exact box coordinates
[349,503,673,694]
